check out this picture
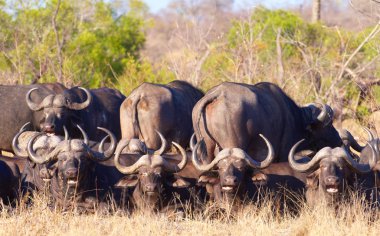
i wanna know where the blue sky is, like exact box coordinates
[144,0,305,13]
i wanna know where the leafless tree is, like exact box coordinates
[312,0,321,23]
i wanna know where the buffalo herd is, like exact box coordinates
[0,81,378,215]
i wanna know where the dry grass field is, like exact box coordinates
[0,191,378,236]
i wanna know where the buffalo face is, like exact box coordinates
[55,142,93,189]
[117,165,164,200]
[26,87,92,135]
[114,132,188,210]
[217,157,247,193]
[138,166,163,196]
[26,125,116,201]
[313,157,347,195]
[289,139,377,205]
[198,156,248,197]
[192,134,275,202]
[40,106,70,134]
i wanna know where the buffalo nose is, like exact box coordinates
[40,168,51,179]
[145,184,156,192]
[326,176,339,185]
[224,176,237,186]
[65,168,78,178]
[43,124,55,132]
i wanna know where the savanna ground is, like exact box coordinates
[0,191,379,236]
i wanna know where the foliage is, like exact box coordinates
[0,2,379,122]
[0,0,148,90]
[115,57,175,95]
[190,7,380,121]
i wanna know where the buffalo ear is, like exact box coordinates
[114,175,138,188]
[375,163,380,172]
[251,171,268,186]
[306,171,319,190]
[165,175,190,188]
[198,171,219,186]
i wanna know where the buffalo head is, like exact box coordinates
[304,103,342,149]
[26,87,92,135]
[114,131,188,209]
[289,139,376,205]
[26,125,116,199]
[12,122,63,183]
[338,128,380,171]
[192,134,274,202]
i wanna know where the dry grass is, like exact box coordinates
[0,191,378,236]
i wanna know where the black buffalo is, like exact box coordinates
[14,126,122,210]
[0,156,23,205]
[119,80,203,153]
[346,130,380,204]
[0,83,66,153]
[26,86,125,141]
[191,82,342,202]
[114,134,195,214]
[288,139,376,206]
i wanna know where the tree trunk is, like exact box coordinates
[312,0,321,23]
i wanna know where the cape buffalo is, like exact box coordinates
[192,137,274,203]
[288,139,376,206]
[114,133,196,214]
[14,125,122,211]
[119,80,203,153]
[347,130,380,204]
[26,86,125,142]
[0,156,22,205]
[0,83,66,153]
[191,82,341,202]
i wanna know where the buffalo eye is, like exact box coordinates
[141,172,148,177]
[154,168,162,176]
[218,159,228,168]
[234,160,244,169]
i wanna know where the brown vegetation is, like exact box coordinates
[0,191,378,235]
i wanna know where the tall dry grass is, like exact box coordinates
[0,190,378,236]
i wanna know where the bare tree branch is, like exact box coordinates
[192,42,211,86]
[325,20,380,99]
[276,28,284,85]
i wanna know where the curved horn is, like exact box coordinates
[88,127,116,162]
[26,88,44,111]
[316,103,328,123]
[339,129,365,152]
[154,130,167,155]
[288,139,330,173]
[114,139,151,174]
[363,127,375,141]
[340,145,375,174]
[12,122,32,157]
[63,126,69,141]
[27,133,61,164]
[162,142,188,172]
[191,140,232,172]
[98,135,110,153]
[76,125,88,145]
[66,87,92,110]
[190,133,197,151]
[232,134,275,169]
[114,139,134,174]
